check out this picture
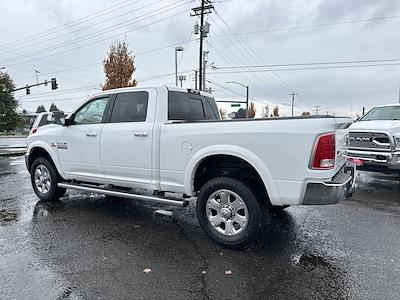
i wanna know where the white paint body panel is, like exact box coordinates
[27,86,350,206]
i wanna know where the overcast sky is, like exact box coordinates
[1,0,400,117]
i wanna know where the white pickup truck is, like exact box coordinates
[26,86,354,248]
[345,104,400,174]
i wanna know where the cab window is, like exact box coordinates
[73,97,109,125]
[168,92,205,121]
[110,92,149,123]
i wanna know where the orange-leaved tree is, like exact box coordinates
[248,101,256,118]
[102,41,137,91]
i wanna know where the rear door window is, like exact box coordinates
[168,91,205,121]
[110,92,149,123]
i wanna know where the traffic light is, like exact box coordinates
[26,85,30,95]
[51,78,58,90]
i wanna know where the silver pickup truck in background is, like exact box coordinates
[345,104,400,174]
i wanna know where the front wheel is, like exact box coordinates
[196,177,267,249]
[31,157,66,202]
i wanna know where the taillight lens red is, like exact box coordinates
[311,133,335,169]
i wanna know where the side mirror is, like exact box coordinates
[64,115,72,126]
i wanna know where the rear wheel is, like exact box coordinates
[31,157,66,202]
[196,177,267,249]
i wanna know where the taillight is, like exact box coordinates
[311,132,335,169]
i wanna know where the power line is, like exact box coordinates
[0,0,161,56]
[212,10,312,111]
[210,15,287,96]
[207,62,400,73]
[2,7,192,68]
[213,58,400,69]
[211,14,400,37]
[0,0,140,49]
[0,0,192,65]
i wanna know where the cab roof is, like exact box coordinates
[91,85,214,98]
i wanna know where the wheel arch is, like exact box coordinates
[27,143,66,180]
[184,145,282,206]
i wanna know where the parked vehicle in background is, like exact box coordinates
[25,86,354,248]
[29,112,65,135]
[345,104,400,174]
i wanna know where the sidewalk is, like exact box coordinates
[0,147,26,157]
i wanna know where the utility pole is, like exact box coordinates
[191,0,213,91]
[314,105,320,115]
[289,92,298,117]
[202,51,208,91]
[246,85,249,118]
[34,69,40,85]
[194,70,198,90]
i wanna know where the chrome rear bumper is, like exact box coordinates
[302,164,355,205]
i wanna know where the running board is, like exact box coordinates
[58,183,189,207]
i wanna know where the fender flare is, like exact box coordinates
[184,145,282,206]
[27,141,67,180]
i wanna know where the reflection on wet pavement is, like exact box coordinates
[1,156,399,299]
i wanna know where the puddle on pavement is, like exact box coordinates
[292,252,334,270]
[0,208,18,224]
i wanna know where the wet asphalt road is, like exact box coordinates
[0,156,399,300]
[0,137,27,148]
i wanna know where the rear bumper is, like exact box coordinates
[302,164,355,205]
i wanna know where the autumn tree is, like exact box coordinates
[0,71,20,130]
[301,111,311,116]
[272,106,279,117]
[36,105,46,113]
[102,41,137,91]
[248,101,256,118]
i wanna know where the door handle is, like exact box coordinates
[85,132,98,137]
[134,131,149,137]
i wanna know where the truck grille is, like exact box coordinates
[347,132,392,151]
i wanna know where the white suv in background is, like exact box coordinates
[30,112,65,135]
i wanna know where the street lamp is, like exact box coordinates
[226,81,249,118]
[175,46,184,86]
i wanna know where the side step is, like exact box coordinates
[58,183,189,207]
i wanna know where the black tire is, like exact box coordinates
[30,157,66,202]
[196,177,267,249]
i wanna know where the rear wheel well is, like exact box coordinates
[193,155,269,203]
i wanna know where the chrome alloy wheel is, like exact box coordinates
[34,164,51,194]
[206,189,249,236]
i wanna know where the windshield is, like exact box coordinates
[360,106,400,121]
